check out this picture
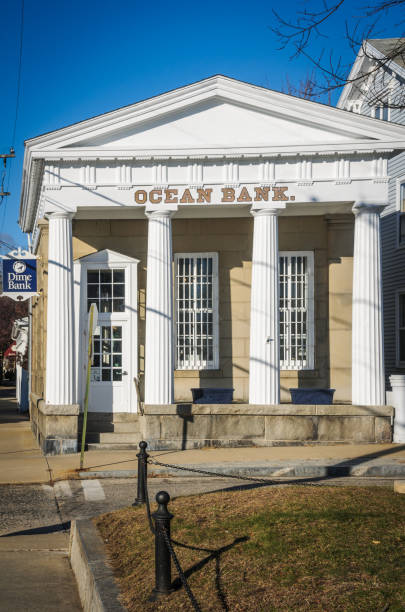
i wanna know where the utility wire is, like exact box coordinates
[12,0,25,148]
[0,238,19,252]
[0,0,25,237]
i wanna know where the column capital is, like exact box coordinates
[250,204,285,217]
[145,205,178,219]
[352,202,386,216]
[45,210,75,221]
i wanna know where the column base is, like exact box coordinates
[30,394,80,455]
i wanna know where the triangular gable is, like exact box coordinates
[27,76,405,153]
[338,39,405,110]
[76,249,139,265]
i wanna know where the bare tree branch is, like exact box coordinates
[272,0,405,108]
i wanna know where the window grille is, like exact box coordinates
[279,252,314,370]
[86,269,125,313]
[91,324,123,382]
[175,253,218,369]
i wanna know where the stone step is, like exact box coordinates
[84,422,141,434]
[86,432,141,444]
[86,442,141,451]
[85,412,140,423]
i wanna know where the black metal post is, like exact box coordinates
[132,440,148,506]
[151,491,174,597]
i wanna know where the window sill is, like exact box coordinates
[281,370,319,378]
[175,369,223,378]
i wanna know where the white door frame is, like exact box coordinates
[73,249,139,412]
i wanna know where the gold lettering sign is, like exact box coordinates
[134,185,294,204]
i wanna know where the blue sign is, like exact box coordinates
[1,251,39,301]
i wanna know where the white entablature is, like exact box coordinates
[20,75,405,233]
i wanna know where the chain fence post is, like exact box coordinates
[133,440,148,506]
[151,491,174,598]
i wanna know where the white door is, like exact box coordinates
[89,319,130,412]
[74,250,139,414]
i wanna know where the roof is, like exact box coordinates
[368,38,405,69]
[19,74,405,233]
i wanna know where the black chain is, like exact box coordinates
[141,452,320,612]
[159,525,202,612]
[140,456,202,611]
[147,456,317,486]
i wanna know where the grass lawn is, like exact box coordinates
[96,486,405,611]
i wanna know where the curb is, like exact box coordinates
[78,461,405,480]
[69,519,125,612]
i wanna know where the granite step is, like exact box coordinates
[86,432,142,444]
[86,442,141,451]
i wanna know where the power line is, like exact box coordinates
[0,238,19,252]
[0,0,25,235]
[12,0,25,147]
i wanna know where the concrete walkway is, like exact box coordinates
[1,383,405,484]
[0,384,81,611]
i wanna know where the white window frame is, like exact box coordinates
[374,102,390,121]
[279,251,315,371]
[396,289,405,367]
[174,252,219,370]
[348,99,362,114]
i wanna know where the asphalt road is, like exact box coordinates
[1,474,396,536]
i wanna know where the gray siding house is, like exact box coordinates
[338,38,405,441]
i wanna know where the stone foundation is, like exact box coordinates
[141,404,394,450]
[30,393,80,455]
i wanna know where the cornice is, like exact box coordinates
[29,144,398,162]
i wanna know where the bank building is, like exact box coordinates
[19,74,405,454]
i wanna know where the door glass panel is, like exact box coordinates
[91,324,123,383]
[87,268,125,312]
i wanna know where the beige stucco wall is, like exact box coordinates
[30,221,48,402]
[31,214,354,406]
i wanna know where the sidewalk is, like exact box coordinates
[0,384,82,612]
[1,384,405,484]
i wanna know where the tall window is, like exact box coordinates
[375,104,390,121]
[399,183,405,247]
[398,291,405,366]
[279,252,315,370]
[175,253,219,370]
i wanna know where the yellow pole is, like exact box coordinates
[80,304,95,470]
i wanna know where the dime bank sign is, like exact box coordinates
[1,248,39,301]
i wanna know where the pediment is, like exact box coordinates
[77,249,139,265]
[29,76,405,155]
[62,99,376,149]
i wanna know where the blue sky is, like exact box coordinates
[0,0,403,250]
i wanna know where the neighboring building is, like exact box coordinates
[19,76,405,453]
[2,343,16,380]
[11,317,29,412]
[337,39,405,442]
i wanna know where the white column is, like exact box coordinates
[144,209,175,404]
[352,202,385,405]
[249,208,281,404]
[45,212,75,405]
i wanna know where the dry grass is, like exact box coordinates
[95,486,405,611]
